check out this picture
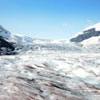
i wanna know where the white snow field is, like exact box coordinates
[0,49,100,100]
[0,24,100,100]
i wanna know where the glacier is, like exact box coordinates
[0,50,100,100]
[0,24,100,100]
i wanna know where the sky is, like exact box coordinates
[0,0,100,39]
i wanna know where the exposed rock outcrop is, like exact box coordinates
[70,28,100,42]
[0,37,15,55]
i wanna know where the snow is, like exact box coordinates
[70,22,100,47]
[71,22,100,39]
[0,25,70,45]
[1,24,100,99]
[0,25,35,43]
[85,23,100,31]
[81,36,100,46]
[0,50,100,100]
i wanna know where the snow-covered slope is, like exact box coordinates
[70,23,100,43]
[0,25,70,44]
[81,23,100,46]
[0,25,11,40]
[81,36,100,46]
[85,23,100,31]
[0,25,35,43]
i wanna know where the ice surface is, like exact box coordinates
[1,25,100,99]
[0,50,100,100]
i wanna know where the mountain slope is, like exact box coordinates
[0,25,35,43]
[0,36,15,55]
[70,23,100,42]
[0,25,69,44]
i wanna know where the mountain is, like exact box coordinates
[0,25,35,43]
[0,36,15,55]
[0,25,72,54]
[0,25,70,44]
[70,23,100,43]
[0,25,35,55]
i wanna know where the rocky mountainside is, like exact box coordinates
[0,36,15,55]
[70,23,100,42]
[0,25,35,43]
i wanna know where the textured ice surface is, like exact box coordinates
[0,51,100,100]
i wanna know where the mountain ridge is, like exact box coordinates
[0,25,35,43]
[70,23,100,43]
